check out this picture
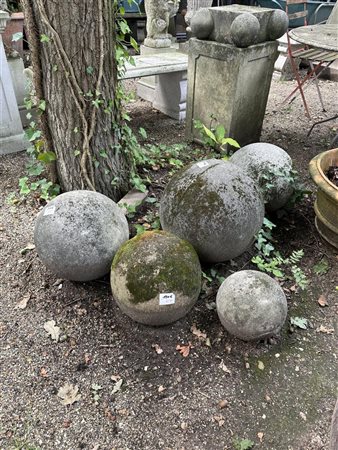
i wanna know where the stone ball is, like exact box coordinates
[216,270,288,341]
[190,8,214,39]
[110,231,201,326]
[159,159,265,263]
[230,142,293,211]
[34,190,129,282]
[268,10,289,41]
[230,13,260,48]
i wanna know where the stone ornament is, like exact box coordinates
[160,159,264,263]
[216,270,288,341]
[34,190,129,282]
[144,0,179,48]
[111,230,201,326]
[230,142,294,211]
[189,5,288,47]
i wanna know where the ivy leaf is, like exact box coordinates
[290,317,308,330]
[12,32,23,42]
[37,151,57,163]
[40,34,50,43]
[86,66,94,75]
[38,100,46,111]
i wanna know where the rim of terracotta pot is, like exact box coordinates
[309,148,338,201]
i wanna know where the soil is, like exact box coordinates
[327,166,338,187]
[1,75,338,450]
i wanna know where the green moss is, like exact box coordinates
[112,231,201,304]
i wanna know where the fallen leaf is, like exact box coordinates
[44,320,61,342]
[152,344,163,354]
[84,353,91,365]
[218,399,228,409]
[290,317,308,330]
[258,361,265,371]
[205,337,211,347]
[219,360,231,374]
[213,415,225,427]
[191,323,207,340]
[20,243,35,255]
[111,374,121,382]
[176,342,192,358]
[15,293,31,310]
[40,367,48,377]
[316,325,334,334]
[63,419,72,428]
[57,383,81,405]
[300,412,307,421]
[317,295,328,307]
[158,385,166,393]
[257,432,264,442]
[181,422,188,430]
[111,378,123,394]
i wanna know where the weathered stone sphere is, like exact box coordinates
[160,159,264,263]
[190,8,214,39]
[230,143,293,211]
[268,10,289,40]
[230,13,260,48]
[34,190,129,281]
[111,231,201,326]
[216,270,288,341]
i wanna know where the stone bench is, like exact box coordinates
[119,52,188,121]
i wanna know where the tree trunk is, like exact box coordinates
[21,0,131,201]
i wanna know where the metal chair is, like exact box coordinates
[282,0,338,118]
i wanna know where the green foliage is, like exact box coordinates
[313,258,329,276]
[252,219,309,290]
[233,438,255,450]
[194,118,240,156]
[290,316,308,330]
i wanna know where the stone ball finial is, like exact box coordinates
[267,10,289,40]
[34,190,129,281]
[216,270,288,341]
[189,8,214,40]
[230,13,260,48]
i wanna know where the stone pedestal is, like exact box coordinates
[0,10,27,155]
[153,70,187,121]
[186,38,278,146]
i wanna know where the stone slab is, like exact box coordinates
[117,188,149,214]
[186,38,278,146]
[122,52,188,79]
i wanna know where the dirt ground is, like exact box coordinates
[0,75,338,450]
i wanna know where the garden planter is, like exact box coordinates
[1,12,24,57]
[309,148,338,249]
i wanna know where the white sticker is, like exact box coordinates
[159,293,176,306]
[44,204,56,216]
[196,161,209,168]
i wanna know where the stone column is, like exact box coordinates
[0,10,27,155]
[186,5,288,146]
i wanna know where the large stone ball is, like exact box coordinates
[230,13,260,48]
[216,270,288,341]
[267,10,289,41]
[111,231,201,326]
[34,190,129,281]
[230,143,294,211]
[159,159,264,263]
[189,8,214,39]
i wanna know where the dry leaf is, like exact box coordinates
[111,378,123,394]
[57,383,81,405]
[257,432,264,442]
[213,415,225,427]
[258,361,265,371]
[219,360,231,374]
[191,323,207,340]
[111,374,121,382]
[316,325,334,334]
[44,320,61,342]
[63,419,72,428]
[176,342,192,358]
[158,385,166,393]
[299,412,307,421]
[84,354,91,365]
[15,293,31,310]
[40,367,48,377]
[317,295,328,307]
[152,344,163,354]
[205,337,211,347]
[218,399,228,409]
[181,422,188,430]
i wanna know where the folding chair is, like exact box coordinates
[282,0,338,119]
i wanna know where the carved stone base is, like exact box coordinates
[144,36,172,48]
[153,71,187,121]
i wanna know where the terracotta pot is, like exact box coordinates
[309,148,338,249]
[1,11,24,57]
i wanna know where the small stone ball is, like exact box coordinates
[268,10,289,41]
[230,13,260,48]
[190,8,214,39]
[111,231,201,326]
[160,159,264,263]
[34,190,129,281]
[230,143,293,211]
[216,270,288,341]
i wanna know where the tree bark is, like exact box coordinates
[21,0,131,201]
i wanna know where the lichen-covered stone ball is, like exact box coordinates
[267,10,289,41]
[230,13,260,48]
[216,270,288,341]
[189,8,214,39]
[110,230,201,326]
[159,159,264,263]
[34,190,129,282]
[230,142,293,211]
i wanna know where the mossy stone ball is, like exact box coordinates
[34,190,129,281]
[230,143,293,211]
[159,159,264,263]
[110,230,202,326]
[216,270,288,341]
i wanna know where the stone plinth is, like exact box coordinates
[0,10,26,155]
[186,38,278,146]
